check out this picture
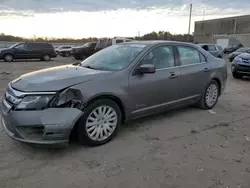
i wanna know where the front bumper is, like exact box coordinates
[232,63,250,75]
[0,98,83,146]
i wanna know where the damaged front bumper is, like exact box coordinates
[0,98,83,146]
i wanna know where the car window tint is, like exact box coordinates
[177,46,202,65]
[116,40,124,44]
[142,46,175,69]
[217,45,223,50]
[208,45,216,51]
[90,43,96,48]
[15,44,26,50]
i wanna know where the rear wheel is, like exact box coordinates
[42,54,51,61]
[232,72,243,79]
[64,52,70,57]
[77,99,122,146]
[198,80,219,109]
[4,54,13,62]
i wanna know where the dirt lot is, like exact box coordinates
[0,56,250,188]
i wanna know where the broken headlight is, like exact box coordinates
[15,95,53,110]
[54,89,83,109]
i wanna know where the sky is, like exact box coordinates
[0,0,249,39]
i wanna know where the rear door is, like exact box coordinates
[177,45,211,100]
[26,43,43,58]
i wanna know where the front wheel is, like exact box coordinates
[198,80,219,109]
[4,54,13,62]
[232,72,243,79]
[77,99,122,146]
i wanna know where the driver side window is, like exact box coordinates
[15,44,26,50]
[141,46,175,69]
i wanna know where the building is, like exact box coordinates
[194,14,250,48]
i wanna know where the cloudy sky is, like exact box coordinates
[0,0,249,38]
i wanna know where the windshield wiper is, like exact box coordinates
[82,65,99,70]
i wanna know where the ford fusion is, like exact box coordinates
[0,41,228,147]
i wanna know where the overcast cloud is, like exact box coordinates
[0,0,249,13]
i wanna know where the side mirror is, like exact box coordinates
[138,64,155,74]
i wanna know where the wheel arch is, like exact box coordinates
[85,94,126,122]
[211,77,222,96]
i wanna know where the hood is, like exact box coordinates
[11,64,112,92]
[0,47,11,51]
[237,52,250,59]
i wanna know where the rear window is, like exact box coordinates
[116,40,124,44]
[207,45,216,51]
[217,46,223,50]
[28,43,53,49]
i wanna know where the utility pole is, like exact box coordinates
[188,3,192,35]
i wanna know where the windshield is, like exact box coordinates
[81,44,146,71]
[83,42,92,47]
[236,48,248,52]
[9,43,20,48]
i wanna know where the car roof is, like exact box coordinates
[198,43,217,46]
[120,40,198,47]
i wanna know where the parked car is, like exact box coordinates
[198,44,224,58]
[228,47,250,62]
[224,44,243,54]
[231,52,250,79]
[0,42,57,62]
[55,45,72,57]
[71,42,96,60]
[95,37,134,53]
[0,41,227,147]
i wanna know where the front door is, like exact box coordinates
[129,45,181,117]
[14,43,27,59]
[177,45,211,100]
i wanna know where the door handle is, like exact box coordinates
[169,72,178,79]
[204,68,210,72]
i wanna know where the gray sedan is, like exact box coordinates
[0,41,228,147]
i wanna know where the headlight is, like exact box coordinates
[234,56,242,63]
[15,95,53,110]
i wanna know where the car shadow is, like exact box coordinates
[10,105,200,155]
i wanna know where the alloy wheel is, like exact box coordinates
[86,105,118,141]
[205,84,218,108]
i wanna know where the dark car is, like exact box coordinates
[231,52,250,79]
[0,41,227,147]
[224,44,244,54]
[228,47,250,62]
[55,45,72,57]
[0,42,57,62]
[198,44,224,58]
[71,42,96,60]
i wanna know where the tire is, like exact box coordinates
[198,80,219,110]
[3,54,13,62]
[42,54,51,61]
[77,99,122,146]
[232,72,243,79]
[64,52,70,57]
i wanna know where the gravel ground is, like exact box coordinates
[0,56,250,188]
